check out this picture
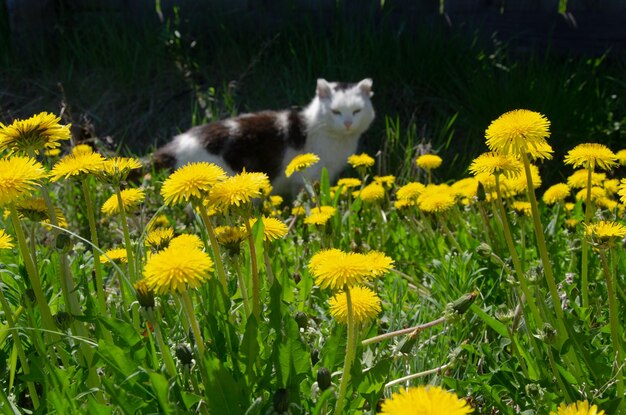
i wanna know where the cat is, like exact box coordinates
[152,78,375,196]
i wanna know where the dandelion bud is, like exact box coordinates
[294,311,308,330]
[448,291,478,315]
[55,233,71,252]
[316,367,332,391]
[310,348,320,366]
[134,280,155,309]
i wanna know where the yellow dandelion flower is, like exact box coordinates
[15,197,68,228]
[148,214,171,230]
[567,169,606,189]
[485,109,552,160]
[564,143,617,171]
[337,177,362,189]
[451,177,479,200]
[0,112,70,154]
[100,248,128,264]
[564,219,579,229]
[101,188,145,216]
[584,220,626,244]
[50,151,106,182]
[354,183,385,203]
[603,178,619,195]
[347,153,375,169]
[215,225,247,248]
[417,185,456,213]
[269,195,283,207]
[378,385,473,415]
[45,148,61,157]
[0,229,14,250]
[308,249,392,290]
[564,202,576,212]
[72,144,94,155]
[575,187,606,203]
[134,279,155,309]
[619,179,626,204]
[100,157,143,183]
[145,227,175,250]
[396,182,426,201]
[512,200,532,216]
[209,171,270,208]
[504,164,542,195]
[143,246,214,295]
[285,153,320,177]
[542,183,570,205]
[0,156,48,206]
[168,234,204,251]
[329,286,381,325]
[474,172,496,192]
[550,400,604,415]
[596,197,618,211]
[248,216,288,241]
[161,162,226,206]
[291,206,306,216]
[416,154,443,170]
[304,205,336,226]
[469,152,522,178]
[394,199,415,210]
[616,149,626,166]
[373,175,395,187]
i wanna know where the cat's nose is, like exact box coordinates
[344,121,352,129]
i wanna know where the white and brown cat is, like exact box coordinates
[153,78,375,196]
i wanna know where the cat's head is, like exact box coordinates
[314,78,375,136]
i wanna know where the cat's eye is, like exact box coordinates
[353,109,362,115]
[331,109,341,115]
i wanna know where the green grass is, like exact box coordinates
[2,9,625,184]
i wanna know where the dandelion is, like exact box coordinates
[101,188,145,216]
[485,109,552,160]
[619,179,626,204]
[584,220,626,244]
[596,197,618,211]
[567,169,605,189]
[50,151,106,181]
[603,178,619,195]
[168,234,204,251]
[512,201,532,216]
[549,401,604,415]
[378,385,473,415]
[503,164,542,196]
[45,148,61,157]
[72,144,94,155]
[0,112,70,154]
[329,286,381,325]
[394,199,415,210]
[248,216,288,241]
[564,143,617,171]
[209,171,270,208]
[542,183,570,205]
[565,219,579,229]
[575,187,606,203]
[417,185,456,214]
[347,153,375,169]
[143,245,213,295]
[416,154,443,170]
[304,205,336,226]
[337,177,362,189]
[269,195,283,207]
[145,227,175,251]
[134,279,155,310]
[291,206,306,216]
[285,153,319,177]
[354,183,385,203]
[148,214,171,230]
[373,175,395,187]
[469,152,522,178]
[161,162,226,205]
[100,248,128,264]
[0,156,48,206]
[616,149,626,166]
[215,225,247,254]
[13,197,68,228]
[308,249,393,290]
[100,157,143,184]
[396,182,426,201]
[451,178,478,201]
[0,229,14,249]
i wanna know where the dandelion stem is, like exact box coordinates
[580,168,593,310]
[333,287,357,415]
[146,308,177,379]
[196,203,228,292]
[232,259,251,318]
[244,218,261,319]
[114,186,136,283]
[180,290,205,357]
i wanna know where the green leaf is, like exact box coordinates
[203,356,247,414]
[241,315,260,382]
[87,397,115,415]
[148,370,173,415]
[470,304,508,338]
[320,167,330,205]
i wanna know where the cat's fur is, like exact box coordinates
[153,78,375,196]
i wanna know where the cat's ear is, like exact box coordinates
[316,79,332,99]
[357,78,373,97]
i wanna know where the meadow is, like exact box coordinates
[2,6,626,415]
